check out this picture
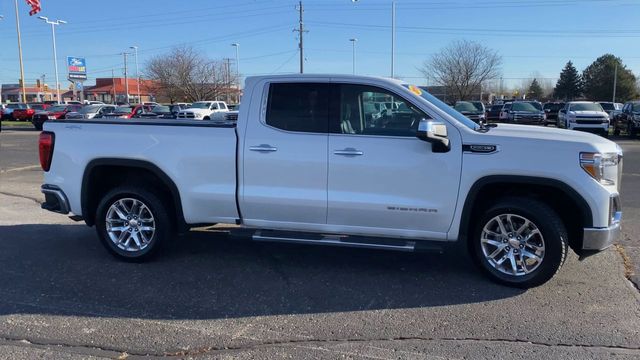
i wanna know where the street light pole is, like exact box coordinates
[130,46,140,104]
[349,38,357,75]
[231,43,240,83]
[120,52,130,104]
[38,16,66,104]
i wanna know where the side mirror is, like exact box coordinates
[417,119,450,153]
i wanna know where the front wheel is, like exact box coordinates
[95,186,173,261]
[470,197,568,288]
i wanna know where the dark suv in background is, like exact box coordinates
[613,101,640,137]
[543,102,565,126]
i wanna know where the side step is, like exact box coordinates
[252,230,443,253]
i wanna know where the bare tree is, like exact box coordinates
[420,40,502,101]
[145,45,236,103]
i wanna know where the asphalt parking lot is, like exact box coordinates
[0,127,639,359]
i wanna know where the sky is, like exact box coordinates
[0,0,639,91]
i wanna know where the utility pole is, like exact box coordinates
[612,62,618,103]
[121,52,130,103]
[14,0,27,103]
[38,17,66,104]
[293,1,307,74]
[391,0,396,78]
[112,69,117,104]
[223,58,232,102]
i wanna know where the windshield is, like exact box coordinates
[526,102,542,111]
[570,103,604,112]
[48,105,67,112]
[512,102,539,112]
[190,102,211,109]
[7,103,27,109]
[544,103,564,111]
[454,101,479,112]
[151,106,171,113]
[598,102,614,111]
[403,85,479,130]
[471,101,484,111]
[30,104,45,110]
[80,105,102,114]
[632,103,640,112]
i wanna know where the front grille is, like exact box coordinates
[177,112,195,119]
[576,119,607,124]
[225,112,238,121]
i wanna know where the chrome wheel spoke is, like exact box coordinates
[516,219,530,235]
[488,245,506,259]
[508,252,518,274]
[482,238,503,247]
[521,249,541,262]
[131,232,142,248]
[109,226,128,232]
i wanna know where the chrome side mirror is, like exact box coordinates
[417,119,450,153]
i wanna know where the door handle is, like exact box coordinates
[333,148,364,156]
[249,144,278,152]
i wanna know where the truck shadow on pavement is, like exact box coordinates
[0,224,524,320]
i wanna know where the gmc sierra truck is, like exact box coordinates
[39,75,623,288]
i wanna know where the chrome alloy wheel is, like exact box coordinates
[105,198,156,252]
[480,213,545,276]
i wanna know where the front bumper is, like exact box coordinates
[582,209,622,251]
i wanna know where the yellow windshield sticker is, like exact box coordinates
[409,85,423,96]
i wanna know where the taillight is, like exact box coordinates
[39,131,55,171]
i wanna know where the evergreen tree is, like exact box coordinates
[582,54,637,102]
[553,61,582,100]
[527,78,544,100]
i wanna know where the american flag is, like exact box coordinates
[25,0,41,16]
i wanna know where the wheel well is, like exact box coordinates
[82,162,184,228]
[463,180,589,253]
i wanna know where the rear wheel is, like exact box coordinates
[95,186,173,261]
[470,197,568,288]
[630,125,637,138]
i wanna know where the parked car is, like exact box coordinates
[29,103,51,112]
[485,104,503,122]
[2,103,29,120]
[598,102,623,121]
[66,104,117,120]
[31,104,83,130]
[454,101,485,123]
[43,100,60,106]
[39,74,622,288]
[558,101,610,136]
[613,101,640,137]
[543,102,565,125]
[148,105,175,119]
[11,104,37,121]
[99,105,152,119]
[499,102,545,125]
[176,101,229,120]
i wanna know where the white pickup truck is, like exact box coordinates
[176,100,229,120]
[39,75,622,288]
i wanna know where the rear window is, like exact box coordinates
[266,83,329,133]
[570,103,603,112]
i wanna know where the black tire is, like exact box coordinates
[470,197,568,288]
[630,126,637,138]
[33,123,43,131]
[95,186,173,261]
[203,116,210,120]
[614,127,620,136]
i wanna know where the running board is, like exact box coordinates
[252,230,443,253]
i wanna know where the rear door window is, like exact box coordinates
[266,83,329,133]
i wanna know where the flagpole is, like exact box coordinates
[14,0,27,103]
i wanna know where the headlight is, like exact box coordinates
[569,116,576,123]
[580,152,620,185]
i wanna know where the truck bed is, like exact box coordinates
[44,119,240,224]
